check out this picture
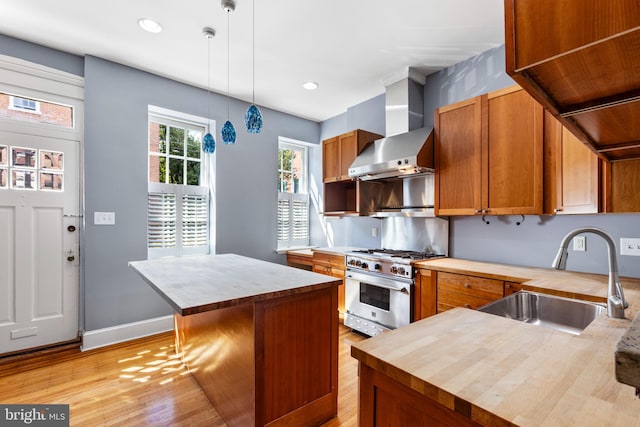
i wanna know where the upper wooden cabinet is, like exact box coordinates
[505,0,640,161]
[608,158,640,212]
[544,111,602,215]
[435,86,544,216]
[322,129,381,183]
[434,96,483,216]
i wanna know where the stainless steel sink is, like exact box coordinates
[478,291,606,335]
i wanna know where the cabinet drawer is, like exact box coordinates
[437,289,500,312]
[312,252,345,269]
[437,272,504,299]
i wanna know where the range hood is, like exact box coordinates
[348,126,434,180]
[348,71,437,217]
[348,72,433,181]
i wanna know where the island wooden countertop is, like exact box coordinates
[129,254,341,316]
[352,258,640,426]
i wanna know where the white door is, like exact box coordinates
[0,131,80,354]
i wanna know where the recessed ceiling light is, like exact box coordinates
[138,18,162,34]
[303,81,319,90]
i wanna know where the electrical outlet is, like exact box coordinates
[573,236,586,252]
[94,211,115,225]
[621,238,640,256]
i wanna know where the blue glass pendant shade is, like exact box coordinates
[221,120,237,144]
[202,132,216,154]
[245,104,263,134]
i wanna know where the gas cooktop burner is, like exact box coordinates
[351,248,444,260]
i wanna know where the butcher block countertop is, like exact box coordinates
[129,254,341,316]
[352,258,640,426]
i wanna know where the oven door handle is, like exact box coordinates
[346,272,411,292]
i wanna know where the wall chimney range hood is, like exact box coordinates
[347,70,437,217]
[348,126,434,180]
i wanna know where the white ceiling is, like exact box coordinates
[0,0,505,122]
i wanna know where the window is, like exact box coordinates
[148,110,212,258]
[277,138,309,250]
[1,92,74,127]
[11,96,39,112]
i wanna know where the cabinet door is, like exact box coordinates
[322,136,340,183]
[485,86,543,215]
[544,112,601,214]
[414,269,436,321]
[338,131,357,180]
[434,96,484,215]
[609,158,640,212]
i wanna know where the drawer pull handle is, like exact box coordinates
[464,304,471,308]
[464,283,471,288]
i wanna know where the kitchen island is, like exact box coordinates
[352,259,640,426]
[129,254,341,427]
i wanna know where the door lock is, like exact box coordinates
[67,225,76,232]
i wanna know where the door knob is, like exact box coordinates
[67,225,76,232]
[66,250,75,262]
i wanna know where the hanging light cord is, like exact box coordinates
[227,11,230,120]
[252,0,255,105]
[207,35,211,121]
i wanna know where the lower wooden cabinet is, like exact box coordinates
[312,252,346,316]
[414,269,508,320]
[437,272,504,312]
[358,363,480,426]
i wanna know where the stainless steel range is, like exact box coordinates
[344,248,444,337]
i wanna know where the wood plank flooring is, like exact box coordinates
[0,325,366,426]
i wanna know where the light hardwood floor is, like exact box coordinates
[0,325,366,426]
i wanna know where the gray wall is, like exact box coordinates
[316,44,640,279]
[423,45,640,279]
[1,35,320,331]
[311,95,386,248]
[82,57,319,330]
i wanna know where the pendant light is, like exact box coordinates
[202,27,216,154]
[244,0,263,133]
[221,0,237,144]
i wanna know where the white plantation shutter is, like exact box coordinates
[182,191,209,251]
[148,192,176,251]
[148,182,209,258]
[277,192,309,248]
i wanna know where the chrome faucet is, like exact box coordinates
[552,227,628,319]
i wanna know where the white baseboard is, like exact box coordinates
[81,315,174,351]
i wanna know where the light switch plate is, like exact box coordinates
[573,236,586,251]
[621,238,640,256]
[94,211,115,225]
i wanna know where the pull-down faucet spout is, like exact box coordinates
[552,227,628,319]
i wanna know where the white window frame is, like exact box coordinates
[277,137,310,250]
[147,106,215,259]
[9,95,40,113]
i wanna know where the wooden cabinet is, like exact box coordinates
[608,159,640,212]
[414,269,507,317]
[414,268,437,321]
[312,251,346,316]
[436,271,504,312]
[286,250,313,271]
[434,96,483,216]
[358,363,479,427]
[322,129,382,215]
[505,0,640,161]
[322,130,381,183]
[544,111,602,215]
[435,86,544,216]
